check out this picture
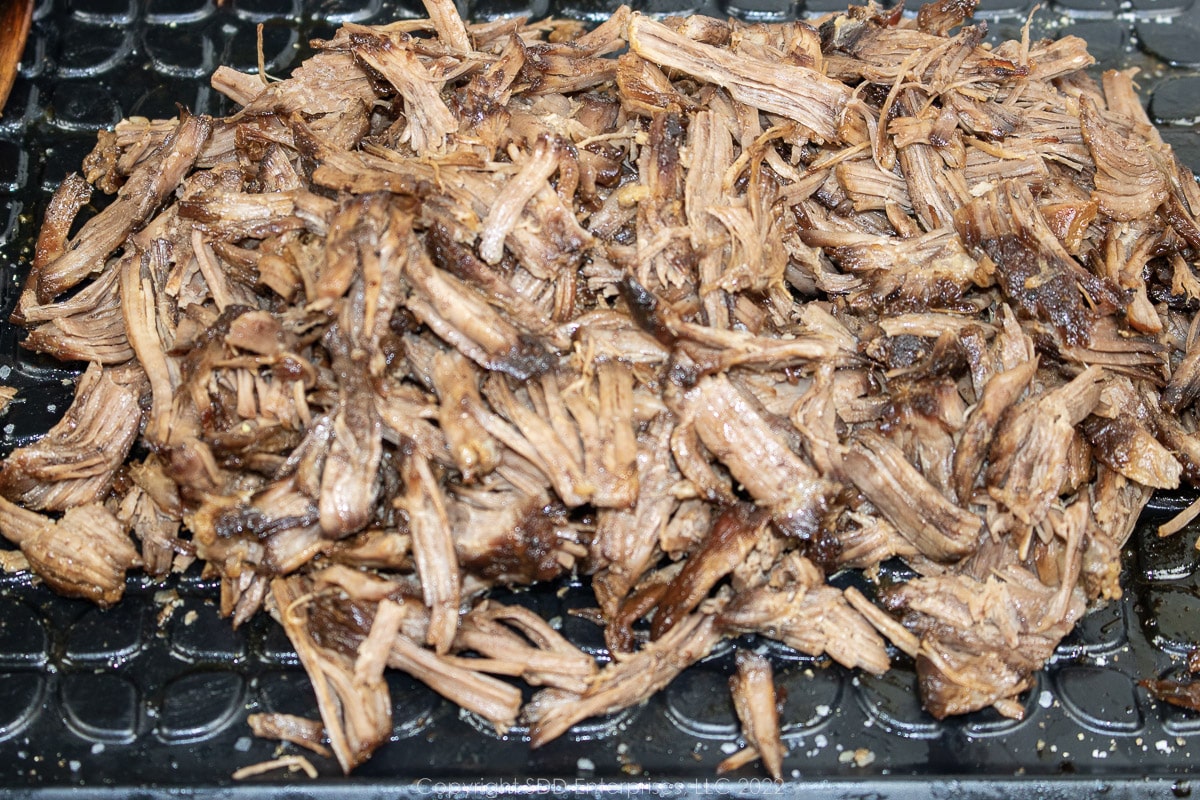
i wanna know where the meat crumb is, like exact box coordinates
[231,755,319,780]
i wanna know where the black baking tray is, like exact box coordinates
[4,0,1200,797]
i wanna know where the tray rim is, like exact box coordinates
[1,774,1196,799]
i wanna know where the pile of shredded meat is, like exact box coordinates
[4,0,1200,776]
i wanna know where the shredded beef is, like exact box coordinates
[5,0,1200,777]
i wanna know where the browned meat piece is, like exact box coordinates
[119,239,180,447]
[652,504,769,639]
[986,366,1106,528]
[0,494,50,547]
[12,173,93,324]
[669,419,736,506]
[590,415,678,617]
[430,349,501,482]
[957,182,1117,346]
[719,650,785,780]
[879,374,969,498]
[0,500,140,608]
[660,499,712,560]
[421,0,471,53]
[627,15,849,141]
[426,222,559,347]
[833,514,923,570]
[1040,314,1169,383]
[670,375,837,550]
[918,0,978,35]
[113,482,180,577]
[178,191,331,244]
[1141,678,1200,712]
[718,553,890,675]
[1153,406,1200,488]
[844,585,922,657]
[1081,414,1181,489]
[823,19,1030,88]
[802,227,990,306]
[319,194,390,305]
[389,631,522,734]
[494,178,594,285]
[397,452,461,654]
[562,361,639,508]
[1163,332,1200,412]
[0,364,145,511]
[893,90,973,231]
[1026,36,1095,82]
[188,478,323,625]
[319,350,383,538]
[21,268,133,364]
[31,173,94,276]
[526,613,722,747]
[962,138,1051,194]
[404,247,554,381]
[628,109,692,296]
[1092,218,1165,335]
[450,486,580,585]
[214,42,375,119]
[835,158,912,215]
[1086,465,1152,600]
[952,357,1037,504]
[311,565,425,611]
[673,321,854,375]
[270,578,392,772]
[34,113,212,303]
[138,117,226,178]
[840,431,982,562]
[618,54,697,118]
[478,137,569,265]
[375,377,448,468]
[915,644,1037,719]
[246,713,332,758]
[509,12,627,96]
[1080,99,1168,222]
[454,601,597,693]
[882,500,1089,717]
[346,30,457,157]
[328,530,411,571]
[474,375,592,507]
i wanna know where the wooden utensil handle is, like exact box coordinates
[0,0,35,116]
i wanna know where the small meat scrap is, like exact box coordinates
[0,386,16,415]
[719,651,785,780]
[1141,677,1200,713]
[247,713,332,758]
[7,0,1200,778]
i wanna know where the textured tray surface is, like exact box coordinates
[2,0,1200,796]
